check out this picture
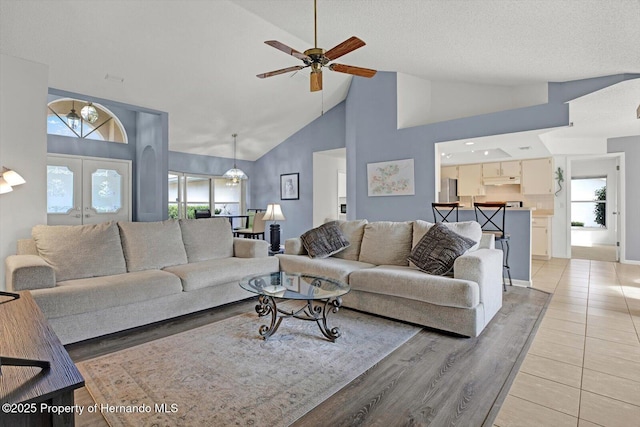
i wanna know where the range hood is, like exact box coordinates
[483,176,521,186]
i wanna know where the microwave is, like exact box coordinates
[340,204,347,214]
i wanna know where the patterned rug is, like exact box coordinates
[77,306,421,426]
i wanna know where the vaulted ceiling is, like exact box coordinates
[1,0,638,161]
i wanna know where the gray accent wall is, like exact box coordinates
[252,101,347,242]
[608,135,640,262]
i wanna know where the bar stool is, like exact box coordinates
[474,202,511,291]
[431,202,459,223]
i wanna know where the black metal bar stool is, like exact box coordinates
[431,202,459,223]
[474,202,511,291]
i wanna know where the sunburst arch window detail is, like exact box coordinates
[47,98,128,144]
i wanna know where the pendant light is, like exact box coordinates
[223,133,248,185]
[81,102,99,123]
[66,101,81,130]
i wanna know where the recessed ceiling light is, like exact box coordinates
[484,151,489,155]
[441,152,446,156]
[465,142,475,146]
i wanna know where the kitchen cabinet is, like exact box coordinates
[522,158,553,194]
[482,161,521,178]
[457,164,485,196]
[441,165,458,180]
[532,216,551,260]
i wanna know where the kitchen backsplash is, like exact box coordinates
[459,185,554,211]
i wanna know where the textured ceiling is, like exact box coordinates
[1,0,638,161]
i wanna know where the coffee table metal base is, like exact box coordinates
[255,295,343,342]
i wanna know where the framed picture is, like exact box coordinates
[280,173,299,200]
[367,158,415,197]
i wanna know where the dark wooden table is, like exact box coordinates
[214,214,250,229]
[0,292,84,427]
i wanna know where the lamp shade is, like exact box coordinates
[0,177,13,194]
[2,169,25,186]
[264,203,285,221]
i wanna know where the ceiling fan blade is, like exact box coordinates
[310,71,323,92]
[324,36,366,61]
[257,65,306,79]
[329,63,377,78]
[264,40,310,62]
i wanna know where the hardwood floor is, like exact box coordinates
[69,289,548,426]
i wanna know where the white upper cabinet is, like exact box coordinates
[457,164,485,196]
[441,166,458,180]
[521,158,553,194]
[482,161,521,177]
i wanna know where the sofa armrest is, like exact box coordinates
[233,238,269,258]
[284,238,307,255]
[5,255,56,291]
[454,248,503,313]
[478,233,495,249]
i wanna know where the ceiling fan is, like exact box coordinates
[257,0,377,92]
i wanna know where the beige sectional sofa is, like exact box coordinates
[277,220,503,337]
[5,218,278,344]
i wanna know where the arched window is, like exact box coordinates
[47,98,128,144]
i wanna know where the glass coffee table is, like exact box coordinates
[240,272,350,342]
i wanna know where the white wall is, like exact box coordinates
[552,156,570,258]
[0,54,49,290]
[312,149,346,227]
[397,73,548,129]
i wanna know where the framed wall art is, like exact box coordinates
[280,173,299,200]
[367,158,415,196]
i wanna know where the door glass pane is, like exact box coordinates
[168,173,180,218]
[185,176,210,219]
[91,169,122,213]
[47,165,74,213]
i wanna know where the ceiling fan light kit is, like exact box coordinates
[258,0,376,92]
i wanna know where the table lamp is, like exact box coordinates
[264,203,286,253]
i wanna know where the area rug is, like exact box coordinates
[77,307,421,426]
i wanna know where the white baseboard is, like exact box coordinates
[620,258,640,265]
[506,278,531,288]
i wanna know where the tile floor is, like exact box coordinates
[494,258,640,427]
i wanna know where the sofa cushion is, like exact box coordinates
[163,256,279,292]
[332,219,368,261]
[118,220,188,272]
[349,265,480,309]
[408,222,477,275]
[277,254,375,284]
[358,221,413,266]
[179,217,234,262]
[32,222,127,282]
[413,220,482,252]
[300,221,350,258]
[30,269,183,318]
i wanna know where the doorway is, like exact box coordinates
[312,148,346,227]
[568,155,622,262]
[47,154,132,225]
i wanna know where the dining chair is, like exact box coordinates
[234,212,266,239]
[194,209,211,219]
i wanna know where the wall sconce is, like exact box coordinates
[263,203,286,253]
[0,167,26,194]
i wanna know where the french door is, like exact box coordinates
[47,155,131,225]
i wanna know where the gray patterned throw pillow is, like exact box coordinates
[408,222,477,275]
[300,221,351,259]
